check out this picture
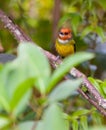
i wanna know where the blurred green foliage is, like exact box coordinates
[0,43,94,129]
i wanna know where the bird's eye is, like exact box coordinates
[64,32,68,35]
[59,32,64,35]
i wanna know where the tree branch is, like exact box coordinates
[0,9,106,116]
[51,0,61,53]
[0,10,32,42]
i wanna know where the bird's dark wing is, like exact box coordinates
[74,44,76,52]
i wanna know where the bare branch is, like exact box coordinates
[0,10,32,42]
[0,9,106,116]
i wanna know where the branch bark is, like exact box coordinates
[0,9,106,116]
[51,0,61,53]
[0,10,32,42]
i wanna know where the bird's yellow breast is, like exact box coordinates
[55,39,75,57]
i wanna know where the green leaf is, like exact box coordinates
[39,103,69,130]
[18,42,51,94]
[0,116,10,129]
[101,81,106,95]
[0,64,3,71]
[47,52,94,92]
[92,111,102,125]
[16,121,37,130]
[0,60,32,98]
[72,120,78,130]
[88,77,100,90]
[87,0,93,10]
[82,26,105,42]
[70,13,82,35]
[81,26,93,37]
[96,0,106,9]
[0,95,10,112]
[89,126,106,130]
[36,121,44,130]
[10,78,35,116]
[0,70,11,112]
[48,79,82,102]
[94,26,105,42]
[58,13,82,35]
[80,116,88,130]
[58,13,71,28]
[0,43,51,113]
[72,109,90,118]
[0,57,35,113]
[88,77,104,96]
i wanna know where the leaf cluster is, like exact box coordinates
[0,42,94,130]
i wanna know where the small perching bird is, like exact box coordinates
[55,27,76,58]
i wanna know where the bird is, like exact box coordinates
[55,27,76,58]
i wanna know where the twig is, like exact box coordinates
[0,9,106,116]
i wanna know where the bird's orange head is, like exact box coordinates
[58,27,72,41]
[56,27,75,57]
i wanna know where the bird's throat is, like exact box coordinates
[58,38,70,44]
